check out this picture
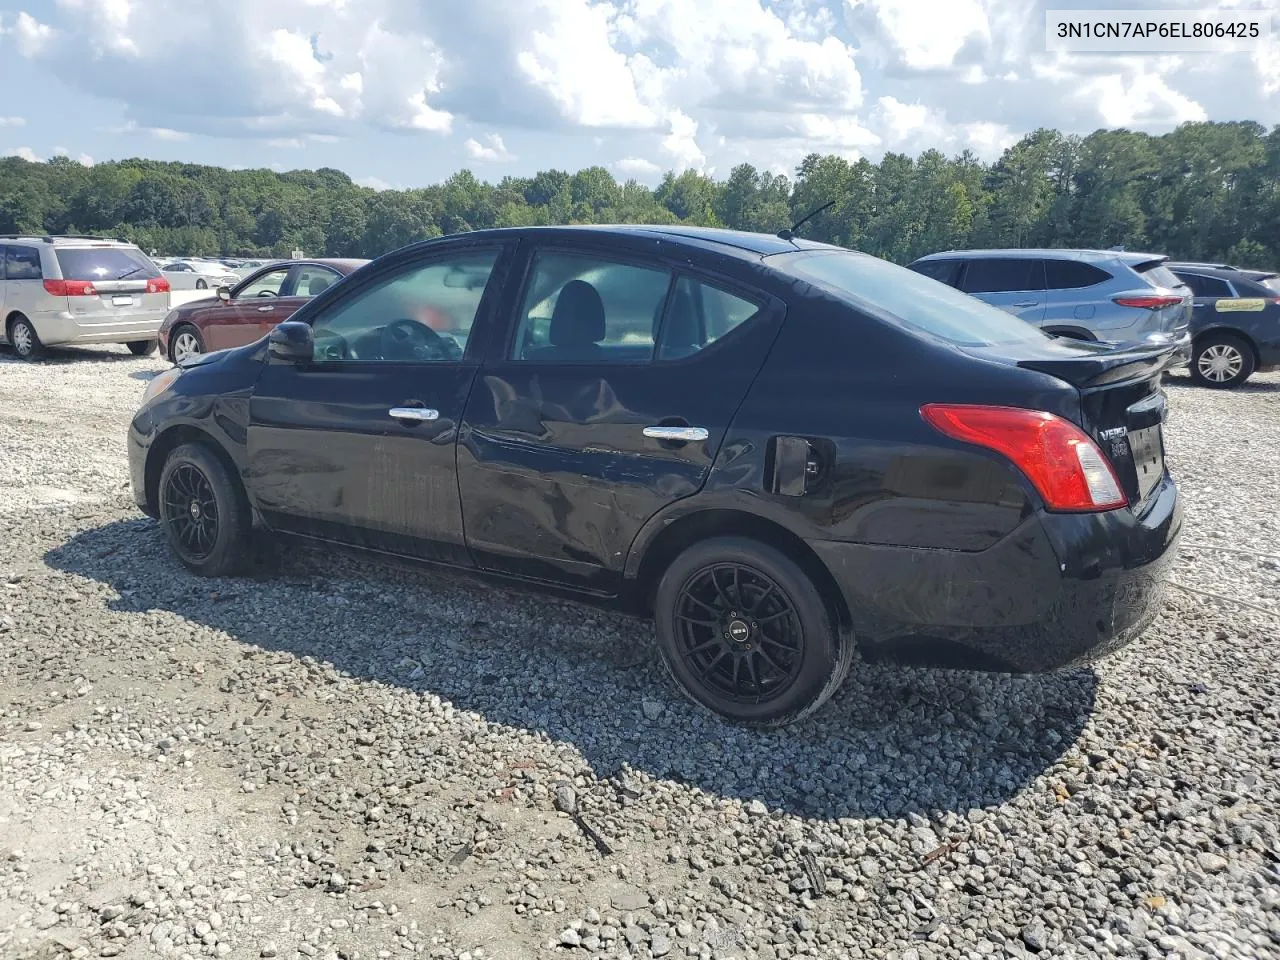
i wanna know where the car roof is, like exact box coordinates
[914,248,1167,266]
[407,224,839,262]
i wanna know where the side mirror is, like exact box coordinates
[216,285,232,302]
[268,322,313,364]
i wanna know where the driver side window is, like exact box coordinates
[238,267,291,299]
[309,250,499,363]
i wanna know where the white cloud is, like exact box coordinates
[661,110,706,172]
[11,12,54,57]
[613,156,662,178]
[356,175,394,191]
[4,146,40,162]
[855,0,989,70]
[463,133,515,162]
[0,116,25,127]
[1076,67,1209,128]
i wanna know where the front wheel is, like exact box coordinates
[654,538,852,727]
[195,278,208,290]
[170,325,205,363]
[1191,332,1254,389]
[158,442,252,577]
[127,339,157,356]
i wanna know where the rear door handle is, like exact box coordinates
[257,306,274,312]
[643,425,709,442]
[389,407,439,422]
[1013,300,1040,308]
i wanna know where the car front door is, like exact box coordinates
[959,258,1047,324]
[204,265,295,351]
[457,243,784,593]
[245,242,513,564]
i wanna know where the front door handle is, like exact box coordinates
[257,305,274,312]
[1013,300,1040,308]
[389,406,439,422]
[643,425,709,442]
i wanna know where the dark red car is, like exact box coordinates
[158,259,368,362]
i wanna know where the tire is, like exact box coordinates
[169,324,205,363]
[653,537,852,727]
[7,315,45,360]
[157,442,252,577]
[1191,332,1255,389]
[127,339,157,356]
[196,278,208,290]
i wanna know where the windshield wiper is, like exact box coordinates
[115,265,146,281]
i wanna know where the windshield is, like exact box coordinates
[55,247,160,281]
[770,250,1051,347]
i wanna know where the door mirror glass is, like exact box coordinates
[268,322,314,363]
[216,285,232,302]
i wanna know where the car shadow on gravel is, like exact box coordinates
[46,518,1098,822]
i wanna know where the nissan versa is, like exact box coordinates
[128,226,1182,727]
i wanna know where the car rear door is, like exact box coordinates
[457,241,785,593]
[265,263,344,336]
[246,241,514,564]
[958,258,1047,324]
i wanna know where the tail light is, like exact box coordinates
[1113,295,1184,309]
[920,404,1127,512]
[147,277,171,294]
[43,279,97,297]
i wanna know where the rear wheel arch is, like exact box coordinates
[5,311,28,338]
[631,508,852,635]
[145,425,246,519]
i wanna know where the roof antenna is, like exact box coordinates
[778,199,837,242]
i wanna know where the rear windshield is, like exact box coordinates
[1134,261,1184,291]
[770,250,1051,347]
[1260,277,1280,294]
[55,247,160,281]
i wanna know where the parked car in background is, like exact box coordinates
[130,226,1181,726]
[1165,262,1280,389]
[907,249,1192,356]
[1,234,170,359]
[162,259,242,291]
[158,258,368,362]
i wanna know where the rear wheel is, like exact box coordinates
[7,315,44,360]
[654,537,852,727]
[195,278,208,290]
[158,442,252,577]
[127,339,157,356]
[170,325,205,363]
[1191,332,1254,389]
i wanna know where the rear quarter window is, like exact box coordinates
[1045,259,1110,289]
[55,247,160,281]
[4,245,43,280]
[772,250,1051,348]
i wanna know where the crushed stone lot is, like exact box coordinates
[1,344,1278,960]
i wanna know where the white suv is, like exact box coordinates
[0,235,171,360]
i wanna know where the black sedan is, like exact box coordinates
[128,226,1182,727]
[1166,262,1280,388]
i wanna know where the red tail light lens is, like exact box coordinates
[147,277,171,294]
[1113,295,1184,309]
[43,279,97,297]
[920,404,1127,512]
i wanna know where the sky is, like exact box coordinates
[0,0,1277,189]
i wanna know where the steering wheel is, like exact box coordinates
[380,318,460,361]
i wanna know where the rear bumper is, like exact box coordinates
[809,474,1181,672]
[32,310,165,346]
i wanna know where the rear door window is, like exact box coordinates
[959,258,1044,294]
[4,246,43,280]
[55,247,160,281]
[1174,273,1230,298]
[908,259,962,287]
[1045,259,1110,289]
[292,265,342,298]
[656,276,762,360]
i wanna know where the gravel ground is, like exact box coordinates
[1,344,1278,960]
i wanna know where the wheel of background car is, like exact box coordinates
[7,315,44,360]
[256,290,277,298]
[170,325,205,363]
[1191,332,1255,389]
[381,318,459,361]
[158,442,252,577]
[127,340,157,357]
[653,537,853,727]
[196,278,208,289]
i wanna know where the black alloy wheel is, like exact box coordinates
[158,442,252,576]
[673,563,804,703]
[654,537,852,727]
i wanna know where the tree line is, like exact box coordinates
[2,121,1278,269]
